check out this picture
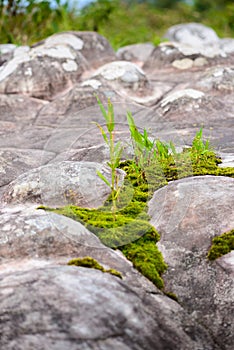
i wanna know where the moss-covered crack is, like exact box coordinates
[38,146,234,292]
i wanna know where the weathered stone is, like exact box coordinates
[144,40,227,71]
[164,23,220,47]
[0,41,87,100]
[172,58,194,70]
[2,161,125,208]
[0,44,16,66]
[218,153,234,168]
[196,66,234,92]
[0,259,220,350]
[33,31,116,68]
[0,149,55,187]
[34,81,119,127]
[0,94,47,123]
[116,43,155,66]
[91,61,161,105]
[218,38,234,54]
[148,176,234,349]
[0,44,16,55]
[159,88,205,110]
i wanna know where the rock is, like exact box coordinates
[0,94,47,123]
[34,81,119,127]
[218,153,234,168]
[0,148,55,187]
[0,44,16,66]
[0,259,220,350]
[33,31,116,68]
[2,161,125,208]
[164,23,220,47]
[91,60,161,105]
[0,40,87,100]
[0,44,16,55]
[219,38,234,54]
[160,88,204,108]
[196,66,234,92]
[172,58,194,70]
[144,41,226,71]
[148,176,234,349]
[116,43,155,66]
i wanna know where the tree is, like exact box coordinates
[194,0,234,12]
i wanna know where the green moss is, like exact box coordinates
[121,239,167,289]
[164,292,179,302]
[207,229,234,261]
[68,256,122,279]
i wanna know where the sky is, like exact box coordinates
[59,0,95,9]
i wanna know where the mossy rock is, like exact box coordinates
[39,144,234,291]
[207,229,234,261]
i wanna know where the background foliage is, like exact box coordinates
[0,0,233,49]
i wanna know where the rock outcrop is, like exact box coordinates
[0,24,233,349]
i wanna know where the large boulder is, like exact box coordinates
[0,259,219,350]
[0,40,87,100]
[144,41,225,71]
[148,176,234,349]
[164,23,220,47]
[90,61,161,105]
[116,43,155,66]
[33,31,116,68]
[2,161,125,208]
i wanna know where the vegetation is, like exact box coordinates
[68,256,123,278]
[0,0,233,49]
[94,96,123,218]
[38,99,234,291]
[207,229,234,261]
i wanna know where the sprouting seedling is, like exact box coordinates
[126,111,155,170]
[191,128,211,163]
[94,96,123,217]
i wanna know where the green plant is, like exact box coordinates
[127,111,155,175]
[126,111,178,182]
[94,97,123,217]
[191,128,211,163]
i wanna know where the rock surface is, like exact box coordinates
[149,176,234,350]
[0,26,233,349]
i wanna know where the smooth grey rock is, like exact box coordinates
[148,176,234,349]
[2,161,125,208]
[219,38,234,54]
[116,43,155,65]
[0,259,220,350]
[218,153,234,168]
[164,23,220,47]
[91,61,161,105]
[0,94,47,123]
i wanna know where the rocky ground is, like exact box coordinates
[0,23,233,349]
